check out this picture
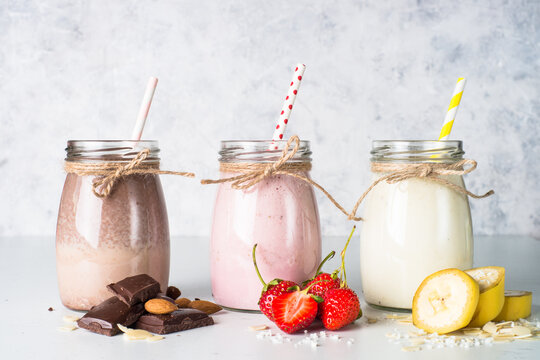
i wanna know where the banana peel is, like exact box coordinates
[493,290,532,322]
[465,266,505,327]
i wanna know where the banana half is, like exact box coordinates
[494,290,532,322]
[413,268,479,334]
[465,266,505,327]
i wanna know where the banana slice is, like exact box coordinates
[413,268,479,334]
[494,290,532,322]
[465,266,505,327]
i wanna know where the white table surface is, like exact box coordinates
[0,235,539,359]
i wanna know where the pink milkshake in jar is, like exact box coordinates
[210,140,322,311]
[56,141,170,310]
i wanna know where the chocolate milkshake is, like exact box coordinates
[56,141,170,310]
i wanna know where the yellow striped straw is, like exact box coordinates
[438,77,466,140]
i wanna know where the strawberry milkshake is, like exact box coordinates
[210,140,322,311]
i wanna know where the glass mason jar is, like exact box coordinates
[360,140,473,311]
[56,141,170,310]
[210,140,322,311]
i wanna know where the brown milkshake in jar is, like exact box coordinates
[56,140,170,310]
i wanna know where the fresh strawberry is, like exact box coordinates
[304,250,340,298]
[252,244,297,321]
[306,273,340,298]
[316,226,362,330]
[320,287,361,330]
[306,272,340,317]
[258,279,297,321]
[272,287,320,334]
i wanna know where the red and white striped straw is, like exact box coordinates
[270,64,306,149]
[131,77,159,141]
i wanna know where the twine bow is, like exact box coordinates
[64,149,195,198]
[201,135,308,189]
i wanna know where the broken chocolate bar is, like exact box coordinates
[107,274,161,306]
[135,308,214,334]
[77,297,145,336]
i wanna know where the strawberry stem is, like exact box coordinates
[315,251,336,275]
[339,226,356,288]
[252,244,267,287]
[302,279,330,294]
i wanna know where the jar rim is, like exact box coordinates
[371,140,464,163]
[65,140,160,162]
[372,140,462,146]
[219,139,311,163]
[220,139,310,145]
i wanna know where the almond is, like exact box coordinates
[174,297,191,308]
[166,286,181,300]
[188,300,222,315]
[145,298,178,315]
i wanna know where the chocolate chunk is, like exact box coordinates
[107,274,161,306]
[166,286,181,300]
[77,297,145,336]
[135,309,214,334]
[48,307,54,312]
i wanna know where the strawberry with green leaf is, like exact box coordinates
[272,284,323,334]
[320,226,362,330]
[252,244,297,322]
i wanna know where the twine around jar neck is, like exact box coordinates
[201,135,362,221]
[201,135,494,222]
[345,160,495,220]
[64,149,195,198]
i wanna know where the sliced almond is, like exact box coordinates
[117,324,130,333]
[482,322,498,335]
[145,298,178,315]
[124,329,155,340]
[62,315,80,323]
[499,326,531,337]
[409,338,425,346]
[493,336,514,342]
[386,314,410,320]
[401,346,421,352]
[117,324,163,341]
[188,300,222,315]
[58,325,78,332]
[249,325,269,331]
[463,329,482,336]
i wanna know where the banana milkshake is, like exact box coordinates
[360,141,473,310]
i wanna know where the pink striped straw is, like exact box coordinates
[270,64,306,149]
[131,77,159,141]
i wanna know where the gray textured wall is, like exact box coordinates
[1,0,539,237]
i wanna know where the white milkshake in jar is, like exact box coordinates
[360,140,473,310]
